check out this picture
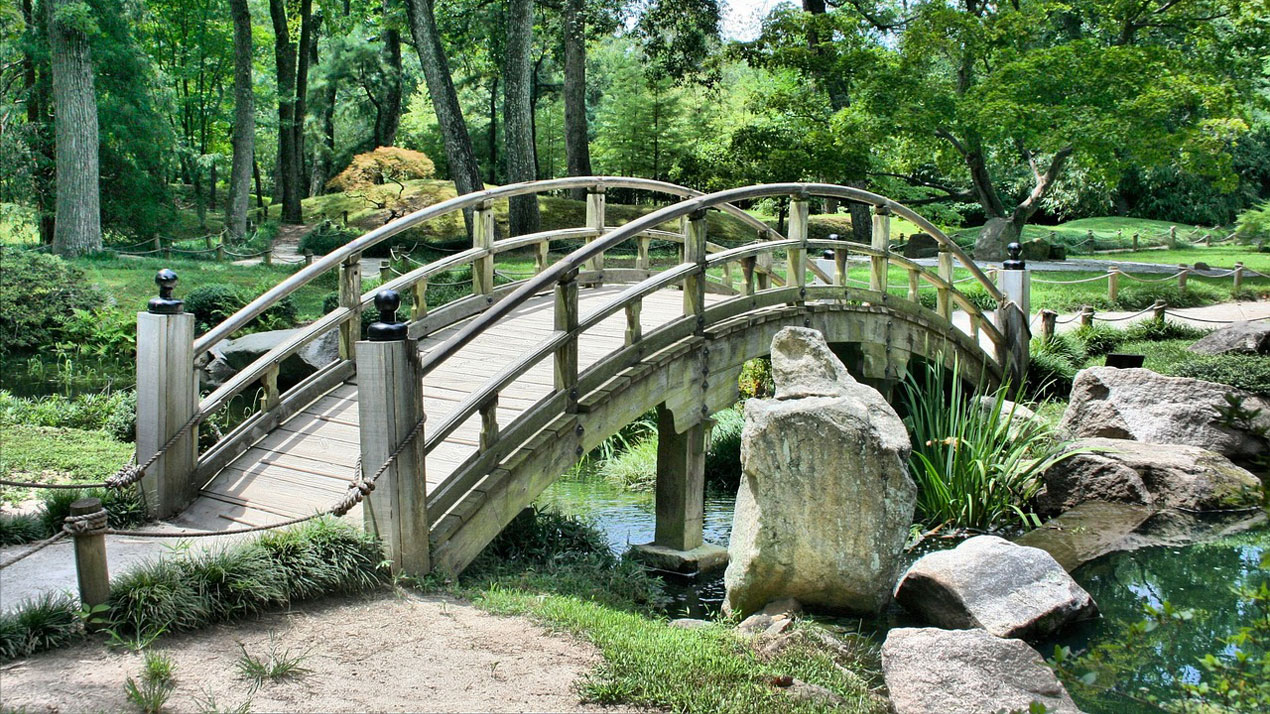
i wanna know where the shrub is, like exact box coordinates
[1122,318,1211,343]
[738,357,773,400]
[0,512,45,545]
[1175,355,1270,397]
[184,283,297,335]
[0,593,83,660]
[0,249,103,356]
[0,389,133,431]
[297,221,358,256]
[1114,282,1223,310]
[471,506,611,569]
[104,390,136,442]
[326,147,436,192]
[704,407,744,488]
[597,438,658,491]
[1026,349,1078,400]
[1072,324,1123,357]
[1234,201,1270,245]
[899,365,1076,531]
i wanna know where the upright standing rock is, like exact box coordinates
[724,327,915,617]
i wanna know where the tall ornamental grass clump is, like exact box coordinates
[898,362,1077,531]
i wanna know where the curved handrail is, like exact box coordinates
[418,182,1000,378]
[194,176,790,355]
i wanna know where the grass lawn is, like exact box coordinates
[1086,244,1270,273]
[0,425,133,501]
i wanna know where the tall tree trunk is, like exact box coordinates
[487,76,498,183]
[562,0,591,200]
[376,0,403,147]
[504,0,539,236]
[22,0,55,245]
[227,0,254,241]
[253,158,265,210]
[309,31,334,195]
[270,0,303,224]
[403,0,484,216]
[47,0,101,256]
[295,0,315,197]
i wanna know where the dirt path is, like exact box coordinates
[0,592,617,713]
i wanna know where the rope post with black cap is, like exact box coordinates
[996,242,1032,383]
[355,289,430,576]
[136,269,200,518]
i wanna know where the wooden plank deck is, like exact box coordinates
[176,285,709,530]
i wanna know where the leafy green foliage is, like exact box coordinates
[0,250,103,356]
[1235,201,1270,245]
[184,283,297,335]
[0,389,134,433]
[0,424,134,486]
[898,362,1074,531]
[123,650,176,714]
[0,593,84,660]
[1176,356,1270,397]
[297,221,357,256]
[236,634,311,691]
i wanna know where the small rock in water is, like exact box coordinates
[894,535,1097,640]
[759,598,804,618]
[882,627,1081,714]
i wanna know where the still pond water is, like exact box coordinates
[536,473,1269,713]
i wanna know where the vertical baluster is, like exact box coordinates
[411,277,429,321]
[684,209,708,323]
[479,396,499,451]
[788,194,809,299]
[636,235,651,271]
[338,254,362,360]
[870,206,890,294]
[555,271,579,411]
[625,299,643,345]
[936,246,954,320]
[261,364,280,411]
[586,186,606,276]
[473,201,495,295]
[907,268,920,303]
[741,256,757,297]
[534,238,549,274]
[831,233,848,286]
[756,229,772,290]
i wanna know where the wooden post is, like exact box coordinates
[636,236,651,271]
[356,290,429,576]
[1108,265,1120,303]
[262,237,273,266]
[830,233,848,286]
[1040,309,1058,339]
[586,186,606,275]
[1132,233,1139,250]
[1205,233,1212,247]
[338,254,362,360]
[473,201,495,295]
[136,270,198,519]
[216,242,225,262]
[625,299,643,345]
[534,239,549,274]
[554,271,579,410]
[479,396,499,451]
[756,229,772,291]
[653,404,705,552]
[410,277,429,321]
[153,236,162,254]
[1080,305,1095,327]
[70,498,110,615]
[1234,262,1244,293]
[741,256,756,297]
[684,209,707,321]
[204,234,214,250]
[907,268,920,303]
[261,364,280,411]
[1177,264,1189,291]
[870,206,890,293]
[936,246,954,321]
[380,260,392,282]
[1152,300,1166,322]
[1169,225,1177,246]
[788,195,809,295]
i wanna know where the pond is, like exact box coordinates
[535,472,1269,711]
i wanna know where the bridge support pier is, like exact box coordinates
[631,405,728,574]
[356,291,431,576]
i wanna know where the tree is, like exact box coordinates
[46,0,101,256]
[269,0,307,224]
[562,0,592,199]
[226,0,253,241]
[504,0,539,235]
[403,0,484,218]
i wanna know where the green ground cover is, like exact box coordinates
[0,425,133,492]
[1086,245,1270,274]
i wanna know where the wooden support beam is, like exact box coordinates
[136,287,198,519]
[654,404,706,552]
[586,187,606,275]
[474,201,496,295]
[554,271,579,409]
[870,206,890,293]
[338,254,362,360]
[356,323,429,576]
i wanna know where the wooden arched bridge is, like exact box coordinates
[135,178,1027,576]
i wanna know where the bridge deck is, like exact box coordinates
[175,285,716,531]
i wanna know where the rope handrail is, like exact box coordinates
[1118,271,1186,284]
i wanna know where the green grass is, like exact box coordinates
[0,425,133,490]
[1087,245,1270,274]
[950,216,1221,253]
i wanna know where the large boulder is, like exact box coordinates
[204,327,340,388]
[1187,320,1270,356]
[882,627,1080,714]
[894,535,1097,640]
[972,217,1016,261]
[723,327,915,617]
[902,232,939,259]
[1038,437,1263,515]
[1061,367,1270,460]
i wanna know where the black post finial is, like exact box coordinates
[1003,242,1025,270]
[148,269,183,314]
[367,289,408,341]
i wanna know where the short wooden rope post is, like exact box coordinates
[996,242,1031,381]
[136,270,199,519]
[153,236,162,254]
[1040,309,1058,340]
[1108,265,1120,303]
[356,290,430,576]
[788,194,809,296]
[338,254,362,360]
[625,299,643,346]
[1205,233,1212,247]
[411,277,429,321]
[1177,264,1189,291]
[379,260,392,282]
[1169,226,1177,245]
[1132,233,1140,250]
[303,250,314,266]
[262,238,273,266]
[1152,300,1166,322]
[636,235,651,271]
[586,186,606,276]
[204,234,214,250]
[1080,305,1095,327]
[741,256,757,296]
[870,205,890,293]
[473,201,496,296]
[1234,262,1244,293]
[936,246,954,320]
[554,270,579,412]
[684,209,708,323]
[69,498,110,623]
